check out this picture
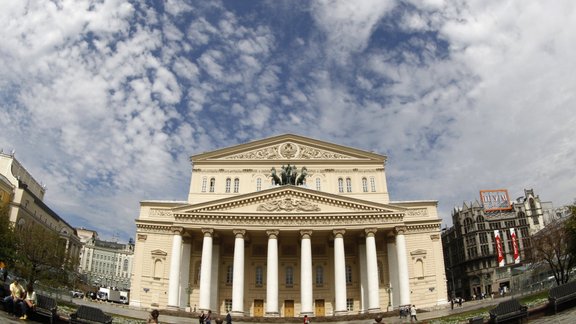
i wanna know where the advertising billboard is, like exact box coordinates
[480,189,512,212]
[510,228,520,264]
[494,230,505,267]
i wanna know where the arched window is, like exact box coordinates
[255,266,263,286]
[315,266,324,286]
[256,178,262,191]
[234,178,239,193]
[316,178,321,191]
[285,266,294,287]
[153,259,163,278]
[346,177,352,192]
[201,177,207,192]
[225,178,231,193]
[209,178,215,192]
[362,177,368,192]
[338,178,344,193]
[415,259,424,278]
[226,265,233,284]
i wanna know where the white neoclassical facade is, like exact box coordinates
[130,134,448,316]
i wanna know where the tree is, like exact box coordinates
[0,204,18,270]
[13,222,68,285]
[529,204,576,285]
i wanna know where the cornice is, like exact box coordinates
[173,213,403,227]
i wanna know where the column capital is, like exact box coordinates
[170,226,184,235]
[300,229,313,239]
[430,234,440,241]
[266,230,279,239]
[201,228,214,237]
[233,229,246,238]
[333,229,346,238]
[395,226,407,235]
[365,228,378,237]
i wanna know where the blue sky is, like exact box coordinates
[1,0,575,242]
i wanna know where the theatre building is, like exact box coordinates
[130,134,448,316]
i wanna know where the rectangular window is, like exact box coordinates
[346,298,354,311]
[225,299,232,312]
[370,177,376,192]
[346,265,352,284]
[255,266,263,287]
[285,267,294,287]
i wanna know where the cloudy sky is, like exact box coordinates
[1,0,575,242]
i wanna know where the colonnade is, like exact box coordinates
[166,227,411,315]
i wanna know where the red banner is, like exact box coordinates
[510,228,520,264]
[494,230,505,267]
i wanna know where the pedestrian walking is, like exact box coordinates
[147,309,159,324]
[410,305,417,322]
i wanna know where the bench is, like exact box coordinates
[30,294,58,324]
[489,299,528,323]
[69,305,113,324]
[549,280,576,314]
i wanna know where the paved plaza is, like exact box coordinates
[1,297,575,323]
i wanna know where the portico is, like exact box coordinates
[130,134,447,315]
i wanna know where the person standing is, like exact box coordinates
[225,312,232,324]
[205,310,212,324]
[147,309,159,323]
[410,304,417,322]
[199,311,205,324]
[303,315,310,324]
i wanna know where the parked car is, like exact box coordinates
[71,290,84,298]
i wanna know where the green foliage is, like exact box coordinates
[0,205,18,267]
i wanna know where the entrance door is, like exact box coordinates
[254,299,264,317]
[284,300,294,317]
[315,299,325,316]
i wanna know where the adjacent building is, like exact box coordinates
[77,228,134,290]
[442,189,545,300]
[0,151,81,267]
[130,134,448,316]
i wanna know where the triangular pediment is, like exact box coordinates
[173,186,404,216]
[191,134,386,163]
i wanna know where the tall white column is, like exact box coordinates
[300,230,314,316]
[210,242,220,311]
[387,235,399,309]
[359,241,368,313]
[199,228,214,311]
[167,227,184,310]
[266,230,279,317]
[232,230,246,316]
[365,228,381,312]
[396,227,411,306]
[333,229,347,315]
[179,237,192,309]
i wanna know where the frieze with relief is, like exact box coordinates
[224,142,357,160]
[257,197,321,212]
[176,213,403,226]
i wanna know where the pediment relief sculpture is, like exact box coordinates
[257,197,321,212]
[224,142,357,160]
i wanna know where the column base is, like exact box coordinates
[166,304,180,311]
[300,311,314,316]
[367,307,381,313]
[333,310,348,316]
[231,311,244,317]
[265,312,280,317]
